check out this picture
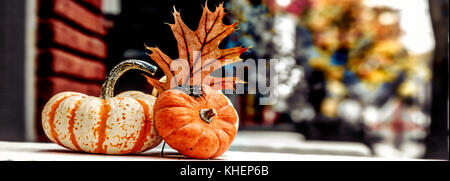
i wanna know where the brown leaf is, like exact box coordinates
[203,76,246,91]
[145,2,248,93]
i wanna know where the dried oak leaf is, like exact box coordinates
[145,3,248,93]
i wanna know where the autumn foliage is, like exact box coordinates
[145,3,248,92]
[148,3,247,159]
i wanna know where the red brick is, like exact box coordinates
[39,19,107,59]
[52,0,106,36]
[80,0,103,11]
[39,48,106,81]
[37,76,102,100]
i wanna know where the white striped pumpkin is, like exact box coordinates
[42,90,162,154]
[41,60,162,154]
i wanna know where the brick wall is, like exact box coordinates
[36,0,107,142]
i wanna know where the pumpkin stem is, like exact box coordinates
[174,85,203,98]
[200,109,217,123]
[100,59,157,99]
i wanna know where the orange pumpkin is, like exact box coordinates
[144,3,248,159]
[153,85,239,159]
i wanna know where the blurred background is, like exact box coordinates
[0,0,448,159]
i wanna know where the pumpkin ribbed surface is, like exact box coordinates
[153,85,239,159]
[42,91,162,154]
